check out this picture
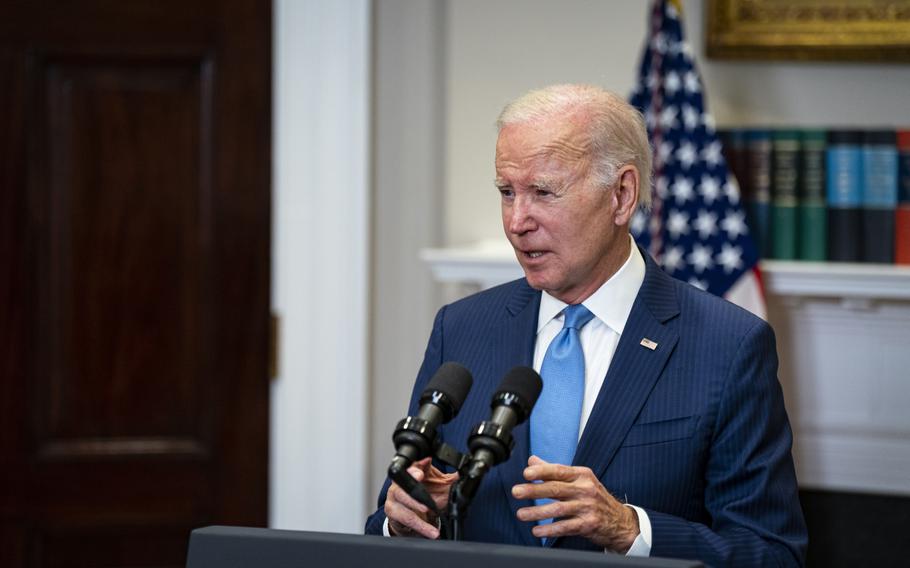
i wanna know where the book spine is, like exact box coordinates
[720,128,747,189]
[771,130,800,259]
[745,130,772,259]
[861,130,898,263]
[826,130,863,262]
[799,129,827,261]
[897,129,910,265]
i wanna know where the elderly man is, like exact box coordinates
[365,84,807,567]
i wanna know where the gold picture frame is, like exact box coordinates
[707,0,910,61]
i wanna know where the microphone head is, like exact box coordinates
[420,362,474,422]
[493,366,543,421]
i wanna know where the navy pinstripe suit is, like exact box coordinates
[366,250,807,567]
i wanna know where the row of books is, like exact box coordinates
[717,128,910,265]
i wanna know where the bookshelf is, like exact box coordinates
[421,243,910,496]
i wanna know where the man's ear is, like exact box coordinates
[614,165,640,225]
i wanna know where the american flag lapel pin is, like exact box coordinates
[640,338,658,350]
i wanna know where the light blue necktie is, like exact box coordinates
[530,303,595,526]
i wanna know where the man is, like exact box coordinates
[365,84,807,567]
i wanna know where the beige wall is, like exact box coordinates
[444,0,910,246]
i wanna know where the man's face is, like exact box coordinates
[495,116,635,304]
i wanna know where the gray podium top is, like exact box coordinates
[187,526,702,568]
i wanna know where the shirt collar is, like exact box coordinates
[537,234,646,335]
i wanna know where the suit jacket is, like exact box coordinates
[366,250,807,567]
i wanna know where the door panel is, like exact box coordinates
[0,2,271,566]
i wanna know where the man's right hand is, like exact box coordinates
[385,457,458,539]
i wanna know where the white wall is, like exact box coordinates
[271,0,370,532]
[369,0,447,510]
[444,0,910,246]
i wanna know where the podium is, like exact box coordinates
[187,526,702,568]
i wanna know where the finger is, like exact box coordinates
[523,461,579,483]
[528,455,547,466]
[385,498,440,539]
[388,483,430,515]
[515,499,576,523]
[530,516,586,540]
[512,480,577,501]
[407,465,426,483]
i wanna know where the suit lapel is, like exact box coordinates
[572,251,680,482]
[491,280,540,546]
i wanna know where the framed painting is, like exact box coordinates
[706,0,910,61]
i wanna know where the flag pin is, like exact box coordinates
[640,338,658,350]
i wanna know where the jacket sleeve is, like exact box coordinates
[365,306,448,535]
[647,319,807,567]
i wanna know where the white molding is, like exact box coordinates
[421,244,910,300]
[762,260,910,301]
[271,0,370,532]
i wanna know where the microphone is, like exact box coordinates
[441,366,542,540]
[388,362,473,512]
[465,366,543,481]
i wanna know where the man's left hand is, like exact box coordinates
[512,455,640,553]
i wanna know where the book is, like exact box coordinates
[861,130,898,263]
[770,130,800,260]
[896,129,910,265]
[826,130,863,262]
[798,129,827,261]
[719,128,747,189]
[744,129,773,259]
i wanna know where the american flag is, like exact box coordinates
[629,0,766,317]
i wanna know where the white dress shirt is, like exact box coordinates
[533,235,651,556]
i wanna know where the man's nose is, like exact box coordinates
[507,196,537,234]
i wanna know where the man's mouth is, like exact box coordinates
[522,250,546,259]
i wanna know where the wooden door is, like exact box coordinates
[0,1,272,566]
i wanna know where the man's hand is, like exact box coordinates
[385,457,458,539]
[511,455,640,552]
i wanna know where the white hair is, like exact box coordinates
[497,84,652,207]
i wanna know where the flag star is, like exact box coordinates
[694,209,718,240]
[698,174,722,205]
[702,113,716,133]
[702,140,723,168]
[667,209,690,240]
[657,140,675,165]
[655,174,670,199]
[652,32,668,54]
[684,70,701,93]
[664,71,681,95]
[668,40,683,57]
[682,104,700,131]
[679,41,694,59]
[666,2,679,19]
[631,209,648,236]
[687,243,714,273]
[644,109,657,129]
[721,209,748,239]
[671,175,695,204]
[723,176,741,204]
[662,245,684,273]
[659,105,679,129]
[716,243,744,274]
[675,141,698,170]
[688,277,708,291]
